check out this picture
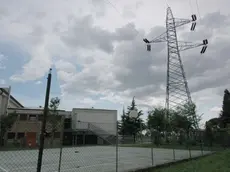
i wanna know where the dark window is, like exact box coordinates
[29,115,37,121]
[17,133,25,139]
[19,114,27,120]
[64,118,71,129]
[8,132,15,139]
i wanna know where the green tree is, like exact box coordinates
[0,112,17,146]
[204,118,220,147]
[118,107,126,141]
[171,112,192,145]
[118,97,145,143]
[47,97,61,147]
[175,102,202,146]
[147,107,167,145]
[176,102,201,130]
[147,107,167,132]
[220,89,230,128]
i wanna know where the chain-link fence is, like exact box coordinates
[0,115,228,172]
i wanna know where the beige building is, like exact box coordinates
[0,87,117,148]
[0,87,71,147]
[0,87,24,115]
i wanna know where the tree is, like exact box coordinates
[171,112,192,145]
[204,118,220,147]
[118,97,145,143]
[147,107,167,132]
[0,112,17,146]
[220,89,230,128]
[175,102,202,146]
[118,107,126,142]
[176,102,201,130]
[47,97,61,147]
[147,107,167,145]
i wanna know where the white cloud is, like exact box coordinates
[55,60,76,73]
[35,81,42,85]
[210,106,221,113]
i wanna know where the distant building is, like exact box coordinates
[0,87,117,148]
[0,87,24,116]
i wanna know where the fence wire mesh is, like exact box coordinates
[0,114,228,172]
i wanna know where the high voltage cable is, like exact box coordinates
[188,0,193,14]
[103,0,123,17]
[195,0,202,20]
[102,0,142,38]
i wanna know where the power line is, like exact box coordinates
[103,0,123,16]
[195,0,202,20]
[188,0,193,14]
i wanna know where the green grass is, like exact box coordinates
[120,143,224,151]
[151,150,230,172]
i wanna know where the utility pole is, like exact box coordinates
[36,68,52,172]
[143,7,208,129]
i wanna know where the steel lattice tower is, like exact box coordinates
[143,7,208,128]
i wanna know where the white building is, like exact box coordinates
[71,108,117,145]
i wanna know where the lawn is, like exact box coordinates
[120,143,224,151]
[151,150,230,172]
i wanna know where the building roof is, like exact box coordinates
[0,88,24,108]
[8,107,72,117]
[72,108,117,112]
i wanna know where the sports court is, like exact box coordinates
[0,146,211,172]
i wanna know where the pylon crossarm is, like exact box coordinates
[143,32,167,44]
[178,41,203,51]
[174,18,192,28]
[143,32,167,51]
[150,32,167,43]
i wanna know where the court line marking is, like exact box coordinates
[0,165,8,172]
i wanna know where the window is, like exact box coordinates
[19,114,27,120]
[8,132,15,139]
[64,118,71,129]
[29,115,37,121]
[17,133,25,139]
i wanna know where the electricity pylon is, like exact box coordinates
[143,7,208,129]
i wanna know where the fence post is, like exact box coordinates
[200,132,204,156]
[151,145,154,166]
[58,116,65,172]
[116,121,118,172]
[151,130,154,166]
[36,69,52,172]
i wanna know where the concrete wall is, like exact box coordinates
[72,108,117,135]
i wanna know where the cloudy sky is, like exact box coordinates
[0,0,229,126]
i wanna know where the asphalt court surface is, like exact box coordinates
[0,146,211,172]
